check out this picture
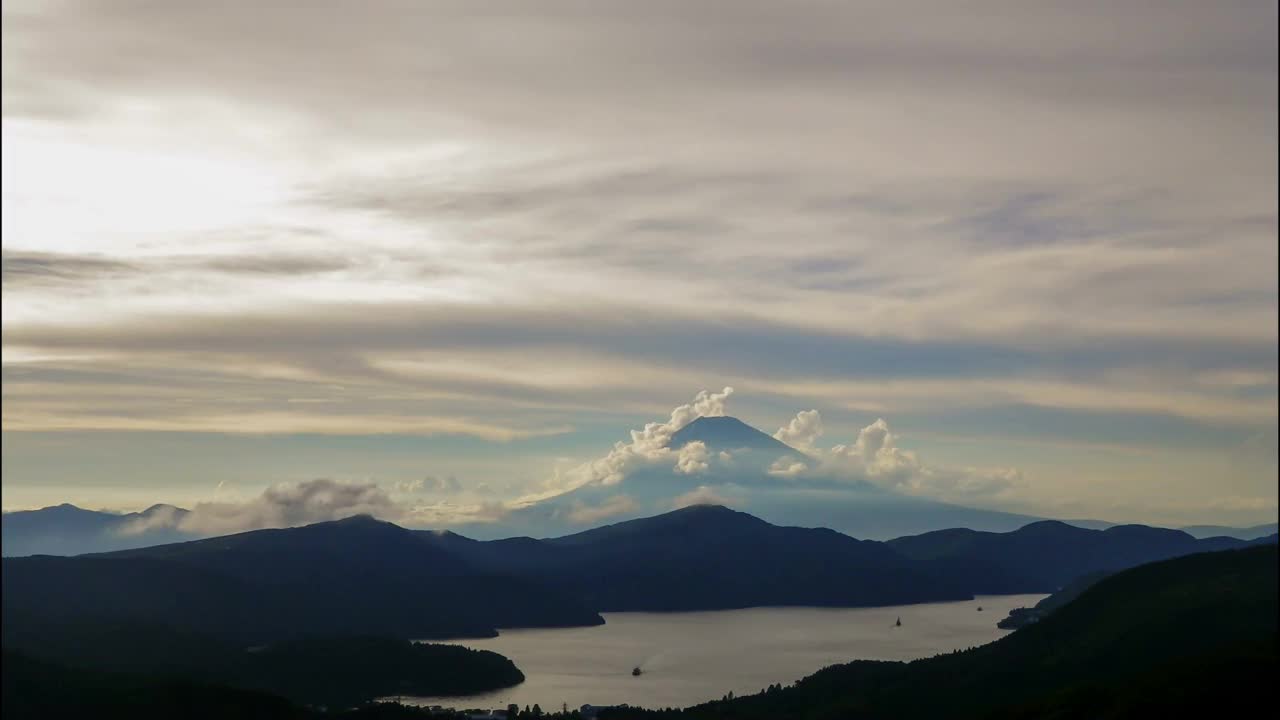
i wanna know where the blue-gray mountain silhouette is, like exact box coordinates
[4,506,1273,646]
[665,415,799,454]
[1,503,191,556]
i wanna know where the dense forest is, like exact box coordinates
[2,622,523,710]
[598,545,1278,719]
[6,545,1275,719]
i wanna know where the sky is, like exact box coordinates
[2,0,1276,530]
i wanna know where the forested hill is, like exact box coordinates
[601,545,1279,719]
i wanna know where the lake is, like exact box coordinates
[401,594,1045,712]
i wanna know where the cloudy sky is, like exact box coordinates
[2,1,1276,528]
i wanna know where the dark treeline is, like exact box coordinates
[596,546,1278,719]
[7,546,1276,720]
[2,621,523,710]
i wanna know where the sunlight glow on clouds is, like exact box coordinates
[1,0,1275,525]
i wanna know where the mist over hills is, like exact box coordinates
[1,503,191,556]
[6,414,1274,554]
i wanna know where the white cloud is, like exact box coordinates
[565,495,638,525]
[395,475,462,494]
[768,457,810,478]
[821,417,1022,499]
[552,387,735,489]
[675,441,710,475]
[117,478,405,536]
[774,409,823,451]
[394,478,424,493]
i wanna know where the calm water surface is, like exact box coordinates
[402,594,1045,711]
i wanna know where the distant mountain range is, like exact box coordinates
[7,416,1274,553]
[3,515,603,642]
[5,497,1272,559]
[1178,522,1279,540]
[885,520,1274,593]
[419,505,972,611]
[5,505,1274,649]
[1,503,192,556]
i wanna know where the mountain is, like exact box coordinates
[1179,521,1279,540]
[665,415,799,454]
[997,570,1109,629]
[2,650,312,720]
[2,515,602,642]
[421,505,971,611]
[885,520,1266,593]
[604,544,1279,719]
[422,506,1268,611]
[2,625,523,711]
[6,502,1269,639]
[1,503,192,557]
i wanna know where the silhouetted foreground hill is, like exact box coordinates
[601,545,1279,719]
[997,570,1109,629]
[8,545,1274,720]
[1,624,522,710]
[3,649,524,719]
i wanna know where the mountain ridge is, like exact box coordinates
[665,415,800,454]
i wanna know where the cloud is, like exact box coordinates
[565,495,638,525]
[3,1,1275,524]
[774,409,823,451]
[553,387,734,489]
[536,398,1024,509]
[672,485,736,510]
[819,417,1023,499]
[674,441,710,475]
[768,457,810,478]
[1208,495,1279,512]
[394,474,462,494]
[117,478,405,536]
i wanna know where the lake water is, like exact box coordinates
[401,594,1045,712]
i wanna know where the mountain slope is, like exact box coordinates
[2,515,602,642]
[423,506,1262,612]
[885,519,1259,593]
[665,415,799,454]
[605,545,1279,719]
[1,503,192,557]
[427,505,970,611]
[1180,521,1279,540]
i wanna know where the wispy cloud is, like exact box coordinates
[565,495,638,525]
[117,478,404,536]
[2,0,1275,524]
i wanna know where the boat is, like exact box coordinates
[632,667,643,676]
[894,617,901,627]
